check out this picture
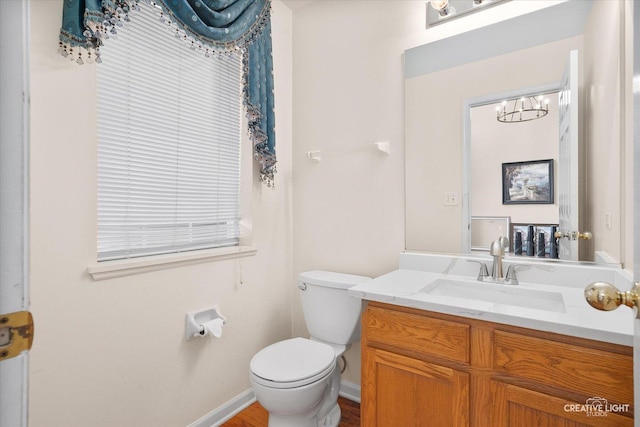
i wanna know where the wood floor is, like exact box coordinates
[221,397,360,427]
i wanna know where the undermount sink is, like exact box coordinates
[420,278,566,313]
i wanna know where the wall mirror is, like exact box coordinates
[404,0,625,265]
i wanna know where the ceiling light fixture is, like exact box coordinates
[430,0,455,17]
[427,0,509,27]
[496,96,550,123]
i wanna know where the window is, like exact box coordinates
[97,3,243,261]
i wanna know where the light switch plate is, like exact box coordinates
[444,192,459,206]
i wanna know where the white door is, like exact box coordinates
[0,1,31,426]
[633,0,640,419]
[557,49,580,261]
[587,2,640,422]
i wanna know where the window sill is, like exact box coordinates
[87,246,257,281]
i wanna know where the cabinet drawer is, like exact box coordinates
[494,330,633,404]
[364,305,470,364]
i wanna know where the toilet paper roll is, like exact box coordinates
[202,318,224,338]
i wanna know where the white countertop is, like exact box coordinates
[349,268,635,347]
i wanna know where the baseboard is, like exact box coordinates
[338,380,361,403]
[189,380,361,427]
[188,389,256,427]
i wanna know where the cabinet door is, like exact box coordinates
[493,330,633,405]
[491,381,633,427]
[362,347,469,427]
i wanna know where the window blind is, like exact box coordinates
[97,3,242,261]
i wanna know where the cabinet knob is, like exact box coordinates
[584,282,640,318]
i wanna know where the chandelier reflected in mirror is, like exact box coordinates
[496,96,549,123]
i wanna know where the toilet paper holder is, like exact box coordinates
[185,305,227,340]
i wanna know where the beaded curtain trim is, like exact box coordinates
[59,0,277,187]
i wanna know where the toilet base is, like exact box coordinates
[259,362,342,427]
[267,402,340,427]
[318,402,340,427]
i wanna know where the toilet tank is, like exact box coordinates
[298,271,371,346]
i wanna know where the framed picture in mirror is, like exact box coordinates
[502,159,554,204]
[470,216,511,252]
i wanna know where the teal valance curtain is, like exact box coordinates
[59,0,277,186]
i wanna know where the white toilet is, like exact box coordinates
[249,270,370,427]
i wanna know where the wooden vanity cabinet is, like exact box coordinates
[361,302,633,427]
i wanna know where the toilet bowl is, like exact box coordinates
[249,271,370,427]
[250,338,341,427]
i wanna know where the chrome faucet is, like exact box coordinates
[489,237,509,280]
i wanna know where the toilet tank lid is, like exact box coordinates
[298,270,371,289]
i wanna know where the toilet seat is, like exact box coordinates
[250,337,336,389]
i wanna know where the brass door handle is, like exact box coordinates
[584,282,640,317]
[554,231,593,240]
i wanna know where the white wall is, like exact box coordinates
[290,0,424,386]
[27,1,292,426]
[582,0,625,264]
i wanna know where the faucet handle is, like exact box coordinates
[505,264,529,285]
[467,260,489,281]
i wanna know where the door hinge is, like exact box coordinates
[0,311,34,361]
